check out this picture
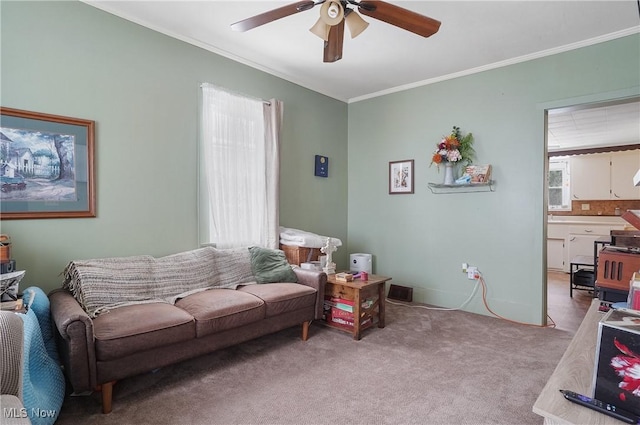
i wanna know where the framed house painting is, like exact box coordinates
[389,159,414,194]
[0,107,95,219]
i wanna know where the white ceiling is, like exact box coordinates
[548,100,640,151]
[84,0,640,149]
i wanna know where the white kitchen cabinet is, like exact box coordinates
[547,221,626,272]
[566,225,609,272]
[547,238,565,270]
[611,150,640,199]
[570,154,610,200]
[548,223,571,271]
[548,223,569,239]
[570,150,640,200]
[567,234,600,263]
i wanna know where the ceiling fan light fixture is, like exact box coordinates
[320,0,344,26]
[233,0,442,63]
[345,10,369,38]
[309,17,330,41]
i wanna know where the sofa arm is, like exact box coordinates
[48,288,97,392]
[293,268,326,320]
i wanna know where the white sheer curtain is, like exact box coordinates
[199,83,282,249]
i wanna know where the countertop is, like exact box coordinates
[548,216,627,226]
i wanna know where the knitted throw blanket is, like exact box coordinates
[63,247,255,318]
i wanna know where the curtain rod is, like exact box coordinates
[200,82,270,106]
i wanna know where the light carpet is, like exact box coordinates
[55,302,574,425]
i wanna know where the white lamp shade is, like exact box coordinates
[345,11,369,38]
[309,18,330,41]
[320,1,344,26]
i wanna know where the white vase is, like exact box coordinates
[443,162,455,185]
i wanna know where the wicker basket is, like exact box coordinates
[280,244,320,266]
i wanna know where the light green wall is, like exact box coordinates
[0,1,348,292]
[347,35,640,324]
[2,2,638,325]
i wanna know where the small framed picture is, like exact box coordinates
[389,159,414,194]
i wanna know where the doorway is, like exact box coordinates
[544,96,640,330]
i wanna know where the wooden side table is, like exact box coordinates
[324,274,392,340]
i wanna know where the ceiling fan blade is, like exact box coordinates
[231,1,319,32]
[358,1,441,38]
[323,19,344,62]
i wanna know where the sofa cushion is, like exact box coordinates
[249,246,297,284]
[93,303,195,361]
[175,289,265,338]
[237,283,316,318]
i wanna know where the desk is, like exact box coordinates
[533,299,619,424]
[324,274,391,340]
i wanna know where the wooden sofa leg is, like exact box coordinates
[100,381,116,414]
[302,321,310,341]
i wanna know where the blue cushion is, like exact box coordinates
[20,287,65,425]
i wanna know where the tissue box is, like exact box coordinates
[592,308,640,415]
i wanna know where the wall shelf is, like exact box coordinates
[427,180,495,194]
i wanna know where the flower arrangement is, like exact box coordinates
[430,126,475,169]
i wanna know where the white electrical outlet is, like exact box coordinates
[462,263,468,272]
[467,266,478,280]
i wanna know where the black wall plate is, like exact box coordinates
[315,155,328,177]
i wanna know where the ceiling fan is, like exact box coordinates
[231,1,441,63]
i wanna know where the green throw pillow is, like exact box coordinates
[249,246,298,284]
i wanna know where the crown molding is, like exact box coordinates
[348,26,640,103]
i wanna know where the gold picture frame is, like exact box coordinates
[1,107,96,219]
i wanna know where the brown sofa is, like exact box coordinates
[48,248,326,414]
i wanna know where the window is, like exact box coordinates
[548,158,570,210]
[198,84,282,248]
